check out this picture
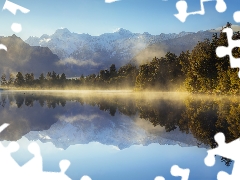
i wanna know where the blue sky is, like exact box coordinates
[11,137,233,180]
[0,0,240,40]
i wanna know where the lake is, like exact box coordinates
[0,91,235,180]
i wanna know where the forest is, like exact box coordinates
[1,22,240,95]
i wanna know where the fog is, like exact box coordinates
[132,43,167,65]
[57,57,100,67]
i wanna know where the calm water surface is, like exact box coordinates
[0,91,236,180]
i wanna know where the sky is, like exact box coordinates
[12,137,232,180]
[0,0,240,40]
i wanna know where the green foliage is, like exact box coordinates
[2,23,240,94]
[1,74,7,87]
[0,64,138,90]
[8,73,15,87]
[180,24,240,94]
[135,53,184,91]
[39,73,45,81]
[14,72,25,86]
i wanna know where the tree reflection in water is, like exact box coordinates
[0,92,239,166]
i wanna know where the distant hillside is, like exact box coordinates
[0,35,63,77]
[0,29,223,77]
[131,30,219,65]
[25,28,194,75]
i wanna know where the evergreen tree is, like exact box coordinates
[1,74,7,87]
[60,73,66,80]
[25,73,34,86]
[8,73,15,86]
[52,71,57,80]
[39,73,45,81]
[110,64,117,77]
[14,72,25,86]
[46,72,52,81]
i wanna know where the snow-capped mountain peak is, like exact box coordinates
[26,28,194,60]
[114,28,132,35]
[54,28,71,35]
[25,28,197,75]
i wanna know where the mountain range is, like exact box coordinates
[0,27,224,77]
[0,92,203,150]
[23,107,202,150]
[0,35,63,76]
[25,28,196,76]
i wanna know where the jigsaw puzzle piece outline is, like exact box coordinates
[154,165,190,180]
[105,0,120,3]
[175,0,227,22]
[234,11,240,23]
[0,141,21,178]
[21,142,43,173]
[216,27,240,78]
[80,176,92,180]
[0,44,7,51]
[2,0,30,15]
[0,122,83,179]
[40,160,71,180]
[154,177,165,180]
[204,132,240,180]
[0,123,9,132]
[2,0,30,33]
[19,144,73,180]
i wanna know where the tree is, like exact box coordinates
[39,73,45,81]
[225,22,232,28]
[25,73,34,86]
[135,53,182,91]
[52,71,57,80]
[8,73,15,87]
[110,64,117,77]
[46,72,52,81]
[60,73,66,81]
[14,72,25,86]
[1,74,7,87]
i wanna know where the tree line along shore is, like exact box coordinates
[1,23,240,95]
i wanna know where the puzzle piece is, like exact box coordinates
[204,132,240,180]
[37,160,71,180]
[171,165,190,180]
[0,123,93,179]
[0,44,7,51]
[0,138,22,178]
[80,175,92,180]
[3,0,30,15]
[154,177,165,180]
[233,11,240,23]
[174,0,227,22]
[0,141,20,174]
[154,165,190,180]
[215,27,240,78]
[105,0,119,3]
[21,142,43,174]
[0,123,9,132]
[11,23,22,33]
[2,0,30,33]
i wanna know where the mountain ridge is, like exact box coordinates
[24,28,199,75]
[0,34,64,76]
[0,27,226,76]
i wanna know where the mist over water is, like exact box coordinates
[0,91,235,179]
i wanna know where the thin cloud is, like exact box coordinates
[58,114,100,123]
[105,0,120,3]
[56,58,100,67]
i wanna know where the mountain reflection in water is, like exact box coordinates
[0,91,236,179]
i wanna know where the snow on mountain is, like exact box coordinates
[24,112,202,150]
[25,28,194,74]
